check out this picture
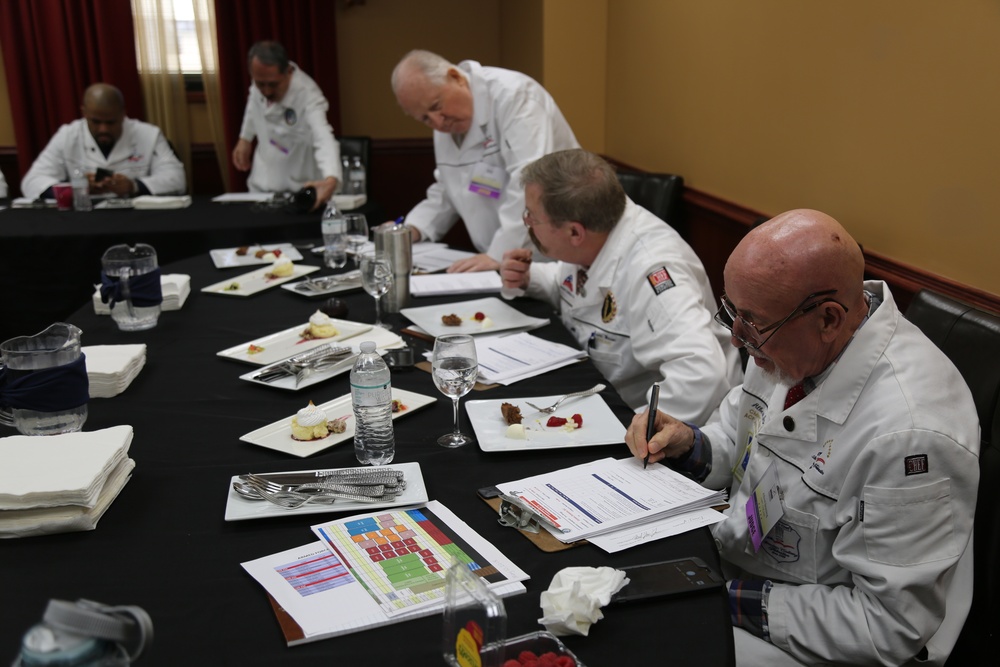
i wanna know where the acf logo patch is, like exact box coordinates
[602,291,617,322]
[762,520,801,563]
[647,266,676,295]
[284,108,297,125]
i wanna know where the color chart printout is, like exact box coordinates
[313,506,506,617]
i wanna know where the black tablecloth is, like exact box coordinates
[0,197,384,343]
[0,250,734,666]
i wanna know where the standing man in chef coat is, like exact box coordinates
[20,83,186,200]
[232,41,342,210]
[391,49,579,272]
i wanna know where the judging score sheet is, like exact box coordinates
[496,457,725,543]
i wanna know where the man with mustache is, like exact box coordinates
[625,209,979,665]
[392,49,579,273]
[20,83,185,200]
[232,40,341,211]
[499,149,741,420]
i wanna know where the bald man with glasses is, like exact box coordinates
[626,209,979,666]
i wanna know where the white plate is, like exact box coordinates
[210,244,304,269]
[281,270,362,297]
[224,461,428,521]
[216,319,381,366]
[466,393,626,452]
[201,264,320,296]
[400,297,549,338]
[238,388,437,457]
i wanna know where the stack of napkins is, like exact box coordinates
[132,195,192,209]
[92,273,191,314]
[84,344,147,398]
[0,425,135,538]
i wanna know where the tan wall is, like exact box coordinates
[500,0,543,83]
[605,0,1000,295]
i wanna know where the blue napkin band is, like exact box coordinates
[100,268,163,309]
[0,354,90,411]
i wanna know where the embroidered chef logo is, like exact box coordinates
[127,153,143,162]
[762,520,801,563]
[810,451,826,475]
[561,274,574,293]
[284,108,297,125]
[904,454,929,476]
[482,134,495,149]
[601,291,617,323]
[647,266,676,295]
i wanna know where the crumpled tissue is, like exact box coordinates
[538,566,629,636]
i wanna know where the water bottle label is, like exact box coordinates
[352,382,392,407]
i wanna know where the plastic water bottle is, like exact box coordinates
[321,200,348,269]
[71,169,92,212]
[350,341,394,465]
[349,156,366,195]
[337,155,351,195]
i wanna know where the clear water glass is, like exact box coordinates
[360,253,393,328]
[344,214,369,267]
[431,334,478,448]
[100,244,160,331]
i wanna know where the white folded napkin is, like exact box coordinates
[0,425,133,511]
[93,273,190,314]
[83,344,147,398]
[0,457,135,538]
[131,195,192,209]
[538,567,629,636]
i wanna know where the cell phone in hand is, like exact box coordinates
[610,557,724,604]
[95,167,114,181]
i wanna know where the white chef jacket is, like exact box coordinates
[240,62,341,193]
[20,118,185,199]
[522,199,742,419]
[405,61,579,261]
[701,281,979,666]
[0,169,7,198]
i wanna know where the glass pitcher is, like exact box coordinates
[100,244,162,331]
[0,323,89,435]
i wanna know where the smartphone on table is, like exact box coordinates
[610,557,724,603]
[95,167,114,181]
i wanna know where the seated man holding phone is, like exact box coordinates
[20,83,186,200]
[625,209,979,665]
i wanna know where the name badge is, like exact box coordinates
[745,461,784,552]
[468,162,505,199]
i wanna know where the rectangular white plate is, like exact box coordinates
[209,244,304,269]
[400,296,548,338]
[281,270,362,297]
[224,461,428,521]
[466,393,626,452]
[216,319,378,366]
[201,264,320,296]
[238,388,437,458]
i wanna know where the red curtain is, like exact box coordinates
[214,0,341,192]
[0,0,144,184]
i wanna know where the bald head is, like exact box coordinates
[81,84,125,151]
[391,50,473,134]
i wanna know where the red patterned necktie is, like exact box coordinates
[784,382,806,409]
[576,268,588,296]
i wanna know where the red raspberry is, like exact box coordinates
[518,651,539,663]
[272,249,282,258]
[555,656,576,667]
[474,311,486,321]
[546,416,567,427]
[503,661,521,667]
[538,652,559,666]
[571,414,583,427]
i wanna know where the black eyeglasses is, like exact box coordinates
[714,289,848,351]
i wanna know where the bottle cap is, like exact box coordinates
[360,341,376,354]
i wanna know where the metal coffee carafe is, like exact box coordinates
[373,222,412,313]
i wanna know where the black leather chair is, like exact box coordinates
[905,290,1000,664]
[339,135,371,172]
[615,171,684,232]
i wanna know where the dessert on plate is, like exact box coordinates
[266,257,294,278]
[290,401,329,441]
[301,310,339,339]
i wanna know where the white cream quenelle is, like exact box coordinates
[295,401,326,427]
[269,257,294,277]
[306,310,338,338]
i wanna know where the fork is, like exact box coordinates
[235,479,338,509]
[525,383,606,414]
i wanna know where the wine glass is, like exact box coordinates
[360,253,393,328]
[431,334,478,448]
[344,214,369,267]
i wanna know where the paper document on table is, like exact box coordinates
[212,192,272,203]
[496,457,726,543]
[242,500,527,646]
[410,271,502,297]
[475,332,586,384]
[587,507,726,553]
[411,245,477,273]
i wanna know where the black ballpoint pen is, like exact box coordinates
[643,384,660,469]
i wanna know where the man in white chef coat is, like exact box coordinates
[20,83,186,200]
[392,49,579,272]
[232,41,341,210]
[500,149,742,420]
[626,209,980,666]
